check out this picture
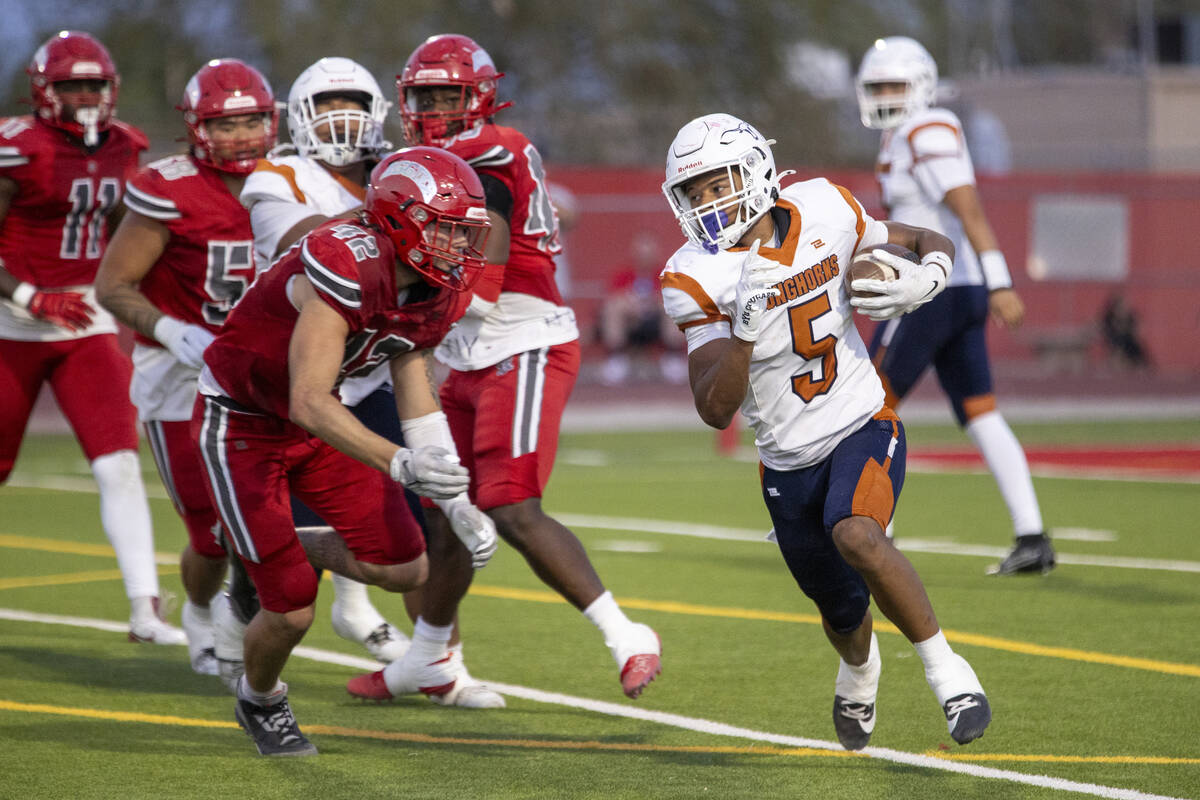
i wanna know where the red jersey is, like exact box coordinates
[123,154,255,347]
[446,123,562,303]
[0,116,147,287]
[204,218,469,419]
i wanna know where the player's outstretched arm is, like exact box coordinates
[943,185,1025,329]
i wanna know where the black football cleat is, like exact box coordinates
[988,533,1056,575]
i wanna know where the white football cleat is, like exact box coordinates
[181,601,218,675]
[330,594,410,663]
[128,596,187,646]
[608,622,661,699]
[429,646,505,709]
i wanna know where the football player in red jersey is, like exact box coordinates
[95,59,278,677]
[192,147,497,756]
[347,35,661,704]
[0,31,184,645]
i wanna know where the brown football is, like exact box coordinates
[847,243,919,298]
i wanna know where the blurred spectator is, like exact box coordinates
[1100,293,1152,369]
[598,231,687,385]
[548,182,578,298]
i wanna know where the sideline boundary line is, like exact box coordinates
[0,608,1192,800]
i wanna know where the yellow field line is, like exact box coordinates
[468,586,1200,679]
[4,537,1198,680]
[0,565,180,592]
[0,699,849,758]
[0,533,117,557]
[2,699,1194,766]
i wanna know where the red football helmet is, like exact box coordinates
[397,34,512,147]
[179,59,278,175]
[27,31,119,147]
[365,147,491,292]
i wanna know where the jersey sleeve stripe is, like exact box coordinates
[253,160,307,203]
[833,184,867,254]
[123,184,182,220]
[905,121,962,163]
[467,146,515,169]
[301,240,362,308]
[0,147,30,167]
[660,272,729,327]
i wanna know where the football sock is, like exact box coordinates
[915,630,984,705]
[91,450,159,601]
[966,411,1045,537]
[383,617,452,694]
[329,572,387,636]
[238,674,287,706]
[835,632,881,704]
[583,590,633,643]
[211,593,246,662]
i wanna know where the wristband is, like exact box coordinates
[153,315,186,344]
[920,250,953,280]
[978,250,1012,290]
[399,410,460,458]
[11,282,35,309]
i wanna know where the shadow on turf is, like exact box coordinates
[3,644,229,697]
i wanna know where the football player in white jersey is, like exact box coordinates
[856,37,1054,575]
[660,113,990,749]
[238,56,502,708]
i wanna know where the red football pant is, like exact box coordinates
[439,341,580,511]
[144,419,225,559]
[0,335,138,481]
[193,396,425,613]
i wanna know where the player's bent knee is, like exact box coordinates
[254,549,320,614]
[832,516,888,571]
[361,555,428,594]
[488,499,546,545]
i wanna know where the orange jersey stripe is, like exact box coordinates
[660,271,729,329]
[833,184,867,255]
[253,160,306,204]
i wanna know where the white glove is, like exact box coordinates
[389,446,470,499]
[154,315,215,369]
[850,249,952,322]
[731,239,782,342]
[442,497,498,569]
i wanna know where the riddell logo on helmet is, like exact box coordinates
[677,161,704,173]
[70,62,103,77]
[223,95,260,111]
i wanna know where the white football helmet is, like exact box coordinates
[855,36,938,129]
[287,57,391,167]
[662,113,789,253]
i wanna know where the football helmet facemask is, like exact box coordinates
[288,57,391,167]
[27,31,119,147]
[855,36,938,130]
[662,113,789,254]
[180,58,278,175]
[365,147,490,292]
[397,34,512,147]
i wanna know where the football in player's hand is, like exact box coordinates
[847,243,919,298]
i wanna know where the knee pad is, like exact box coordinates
[90,449,142,492]
[247,546,319,614]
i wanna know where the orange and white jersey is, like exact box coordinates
[661,179,889,470]
[876,107,979,287]
[240,152,366,271]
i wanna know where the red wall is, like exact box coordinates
[549,166,1199,374]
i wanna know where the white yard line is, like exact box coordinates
[0,607,1186,800]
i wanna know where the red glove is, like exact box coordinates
[27,289,95,331]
